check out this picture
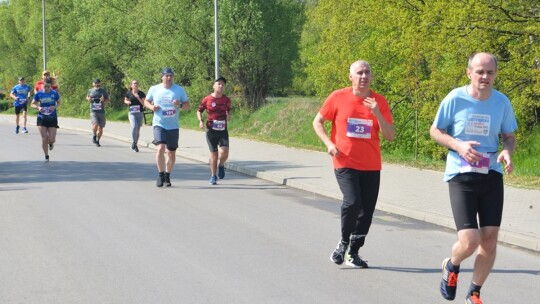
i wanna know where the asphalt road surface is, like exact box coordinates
[1,123,539,303]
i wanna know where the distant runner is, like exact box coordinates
[197,76,231,185]
[9,77,31,134]
[31,79,61,162]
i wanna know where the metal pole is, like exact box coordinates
[42,0,47,70]
[214,0,219,79]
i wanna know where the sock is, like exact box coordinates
[447,259,460,273]
[468,283,481,296]
[159,171,165,177]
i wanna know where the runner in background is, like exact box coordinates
[124,79,146,152]
[197,76,231,185]
[9,77,32,134]
[31,79,61,162]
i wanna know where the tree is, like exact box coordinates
[302,0,540,159]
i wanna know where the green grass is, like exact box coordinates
[3,96,538,189]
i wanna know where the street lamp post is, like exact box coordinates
[214,0,219,79]
[42,0,47,70]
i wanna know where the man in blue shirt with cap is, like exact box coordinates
[144,67,189,187]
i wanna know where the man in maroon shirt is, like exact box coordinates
[197,77,231,185]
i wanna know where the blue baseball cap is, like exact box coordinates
[161,67,174,76]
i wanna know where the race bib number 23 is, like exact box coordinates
[346,118,373,139]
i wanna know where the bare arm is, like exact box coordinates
[429,125,483,163]
[498,133,516,174]
[363,97,396,141]
[197,109,205,129]
[313,112,339,156]
[180,101,190,111]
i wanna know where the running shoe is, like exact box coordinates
[49,143,54,151]
[330,241,348,265]
[92,134,97,144]
[465,291,483,304]
[22,127,28,133]
[45,155,49,162]
[96,140,101,147]
[218,165,225,179]
[346,253,368,268]
[156,175,165,187]
[209,175,217,185]
[15,126,19,134]
[131,143,139,152]
[440,258,459,300]
[164,173,171,187]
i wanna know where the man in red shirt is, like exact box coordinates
[313,60,396,268]
[34,70,59,94]
[197,76,231,185]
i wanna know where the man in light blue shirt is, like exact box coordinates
[144,67,189,187]
[430,52,517,304]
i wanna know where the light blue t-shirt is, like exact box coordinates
[432,86,518,181]
[146,83,188,130]
[11,84,31,106]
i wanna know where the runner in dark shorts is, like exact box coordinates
[197,76,231,185]
[31,80,61,161]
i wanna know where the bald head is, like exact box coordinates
[468,52,498,71]
[350,60,371,75]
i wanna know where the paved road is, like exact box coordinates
[3,114,536,252]
[1,122,539,303]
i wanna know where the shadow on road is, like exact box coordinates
[0,161,208,184]
[364,266,540,275]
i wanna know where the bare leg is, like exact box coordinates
[22,111,27,128]
[166,150,176,173]
[450,228,480,266]
[218,146,229,166]
[47,127,57,145]
[97,126,104,140]
[471,226,499,286]
[38,126,49,156]
[156,144,166,172]
[210,151,218,176]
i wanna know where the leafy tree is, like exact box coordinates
[302,0,540,160]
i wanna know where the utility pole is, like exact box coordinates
[214,0,219,79]
[42,0,47,70]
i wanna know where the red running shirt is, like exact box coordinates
[198,94,231,130]
[319,87,393,171]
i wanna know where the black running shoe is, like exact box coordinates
[49,143,54,151]
[156,175,165,187]
[45,155,49,162]
[92,134,97,144]
[132,143,139,152]
[330,242,348,265]
[440,258,459,300]
[96,140,101,147]
[164,173,171,187]
[346,253,368,268]
[218,165,225,179]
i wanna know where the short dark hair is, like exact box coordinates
[215,76,227,84]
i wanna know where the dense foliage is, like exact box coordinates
[1,0,538,162]
[0,0,304,113]
[301,0,540,159]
